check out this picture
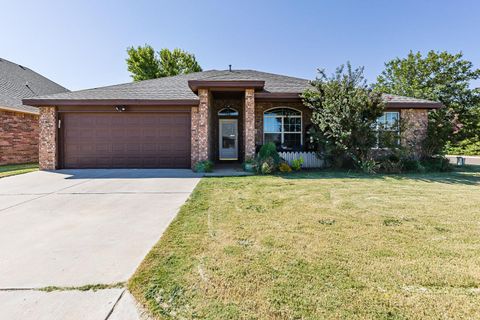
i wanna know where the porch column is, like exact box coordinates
[191,88,210,168]
[244,88,256,160]
[39,106,57,170]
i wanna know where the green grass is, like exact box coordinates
[40,282,125,292]
[0,163,38,178]
[129,167,480,319]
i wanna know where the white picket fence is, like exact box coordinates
[278,151,326,169]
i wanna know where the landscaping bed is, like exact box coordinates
[130,167,480,319]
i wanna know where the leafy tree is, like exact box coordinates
[375,50,480,154]
[302,63,385,170]
[126,45,161,81]
[126,45,202,81]
[158,48,202,77]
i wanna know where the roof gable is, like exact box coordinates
[0,58,68,114]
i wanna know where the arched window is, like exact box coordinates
[264,108,302,150]
[218,107,239,116]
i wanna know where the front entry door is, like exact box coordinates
[219,119,238,160]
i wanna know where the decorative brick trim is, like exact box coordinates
[244,89,256,160]
[38,106,57,170]
[191,89,210,168]
[190,106,199,168]
[0,110,39,165]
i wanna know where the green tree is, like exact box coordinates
[126,45,161,81]
[375,50,480,154]
[302,63,385,171]
[126,45,202,81]
[158,48,202,77]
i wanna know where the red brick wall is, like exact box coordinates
[0,110,39,165]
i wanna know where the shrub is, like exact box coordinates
[302,63,385,169]
[379,159,403,174]
[194,160,214,173]
[260,157,275,175]
[257,143,281,164]
[421,157,452,172]
[402,159,425,173]
[358,159,378,174]
[255,143,280,174]
[291,157,304,171]
[279,162,292,173]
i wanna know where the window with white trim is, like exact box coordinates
[263,108,302,150]
[375,111,400,148]
[218,107,239,116]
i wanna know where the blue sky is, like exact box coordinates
[1,0,479,91]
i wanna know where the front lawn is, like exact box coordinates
[130,167,480,319]
[0,163,38,178]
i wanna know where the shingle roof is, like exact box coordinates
[0,58,68,114]
[23,70,311,103]
[22,69,441,108]
[381,94,433,104]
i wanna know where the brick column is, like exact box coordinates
[244,88,256,160]
[191,88,209,168]
[38,106,57,170]
[190,106,199,168]
[401,109,429,158]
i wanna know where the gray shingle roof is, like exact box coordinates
[381,94,437,104]
[23,70,311,103]
[0,58,68,114]
[22,69,441,108]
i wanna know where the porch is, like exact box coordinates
[190,82,316,168]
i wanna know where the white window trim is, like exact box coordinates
[263,107,303,147]
[218,107,239,116]
[373,111,400,149]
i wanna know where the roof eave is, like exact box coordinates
[188,80,265,92]
[0,105,39,115]
[385,102,443,109]
[22,98,200,107]
[255,92,302,101]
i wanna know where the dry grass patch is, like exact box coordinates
[129,167,480,319]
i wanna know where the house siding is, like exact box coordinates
[0,110,39,165]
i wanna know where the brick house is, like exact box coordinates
[0,58,68,165]
[23,70,441,170]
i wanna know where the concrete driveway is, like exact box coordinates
[0,169,201,319]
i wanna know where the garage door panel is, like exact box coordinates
[62,112,191,168]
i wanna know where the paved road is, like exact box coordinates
[446,155,480,166]
[0,169,201,320]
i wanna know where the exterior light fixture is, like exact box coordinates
[115,105,127,112]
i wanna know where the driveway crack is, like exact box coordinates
[104,289,126,320]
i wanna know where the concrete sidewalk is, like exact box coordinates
[0,169,201,319]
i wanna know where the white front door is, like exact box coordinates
[219,119,238,160]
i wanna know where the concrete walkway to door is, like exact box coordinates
[0,169,201,319]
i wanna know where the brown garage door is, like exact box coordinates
[61,112,191,168]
